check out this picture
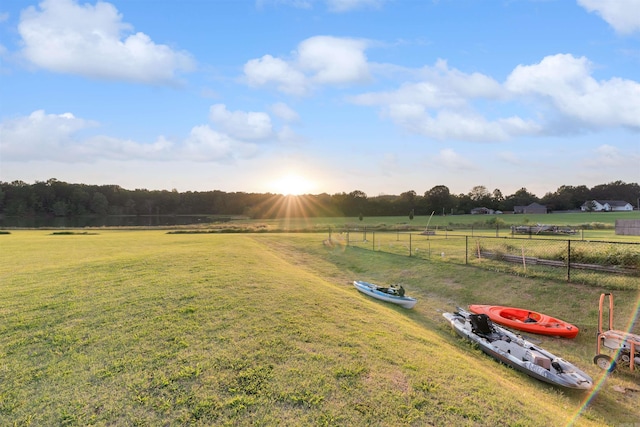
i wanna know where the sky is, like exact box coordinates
[1,0,639,198]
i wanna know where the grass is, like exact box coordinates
[343,230,640,290]
[0,231,638,425]
[171,212,640,244]
[221,211,639,231]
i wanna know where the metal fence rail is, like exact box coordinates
[341,230,640,290]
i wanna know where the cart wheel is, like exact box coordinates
[616,351,631,368]
[594,354,616,372]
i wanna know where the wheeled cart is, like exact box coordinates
[594,293,640,372]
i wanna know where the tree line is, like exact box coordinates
[0,179,637,219]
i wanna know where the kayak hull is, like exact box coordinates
[469,304,579,338]
[443,309,592,390]
[353,280,417,309]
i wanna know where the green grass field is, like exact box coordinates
[224,211,639,229]
[1,230,639,426]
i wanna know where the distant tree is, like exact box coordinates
[52,200,69,216]
[590,181,640,203]
[469,185,490,202]
[424,185,454,215]
[90,192,109,215]
[1,178,638,219]
[468,185,492,212]
[503,188,539,211]
[491,188,504,210]
[124,199,136,215]
[541,185,590,211]
[344,190,368,216]
[454,193,473,214]
[399,190,418,215]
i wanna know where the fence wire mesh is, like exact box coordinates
[341,230,640,291]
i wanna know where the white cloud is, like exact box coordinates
[18,0,195,84]
[327,0,385,12]
[581,143,640,175]
[0,110,264,163]
[181,125,257,161]
[577,0,640,35]
[435,148,474,169]
[270,102,300,122]
[243,36,370,94]
[592,144,623,166]
[348,59,535,141]
[351,59,502,108]
[276,125,305,144]
[255,0,385,12]
[298,36,370,84]
[244,54,308,95]
[351,82,464,109]
[208,104,274,140]
[505,54,640,128]
[498,151,521,165]
[0,110,97,161]
[385,107,540,142]
[351,53,639,141]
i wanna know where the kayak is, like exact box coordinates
[443,308,592,390]
[469,304,579,338]
[353,280,417,309]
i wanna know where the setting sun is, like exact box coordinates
[270,173,314,196]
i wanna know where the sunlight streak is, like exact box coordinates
[566,290,640,426]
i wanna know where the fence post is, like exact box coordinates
[465,236,468,264]
[567,239,571,282]
[409,233,412,257]
[372,231,375,251]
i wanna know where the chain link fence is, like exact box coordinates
[339,230,640,290]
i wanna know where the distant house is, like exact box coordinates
[513,203,547,214]
[581,200,633,212]
[471,207,494,215]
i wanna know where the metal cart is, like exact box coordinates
[594,293,640,372]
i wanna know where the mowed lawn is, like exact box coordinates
[0,231,638,426]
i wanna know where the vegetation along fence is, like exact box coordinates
[338,230,640,291]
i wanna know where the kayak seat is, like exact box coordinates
[470,314,493,335]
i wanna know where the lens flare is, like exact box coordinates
[566,291,640,426]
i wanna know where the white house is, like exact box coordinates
[581,200,633,212]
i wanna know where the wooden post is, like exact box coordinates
[567,240,571,282]
[465,236,468,264]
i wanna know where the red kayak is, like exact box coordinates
[468,305,579,339]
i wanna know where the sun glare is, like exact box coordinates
[271,173,314,196]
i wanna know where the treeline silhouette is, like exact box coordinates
[0,179,637,219]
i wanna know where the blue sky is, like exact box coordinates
[1,0,639,197]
